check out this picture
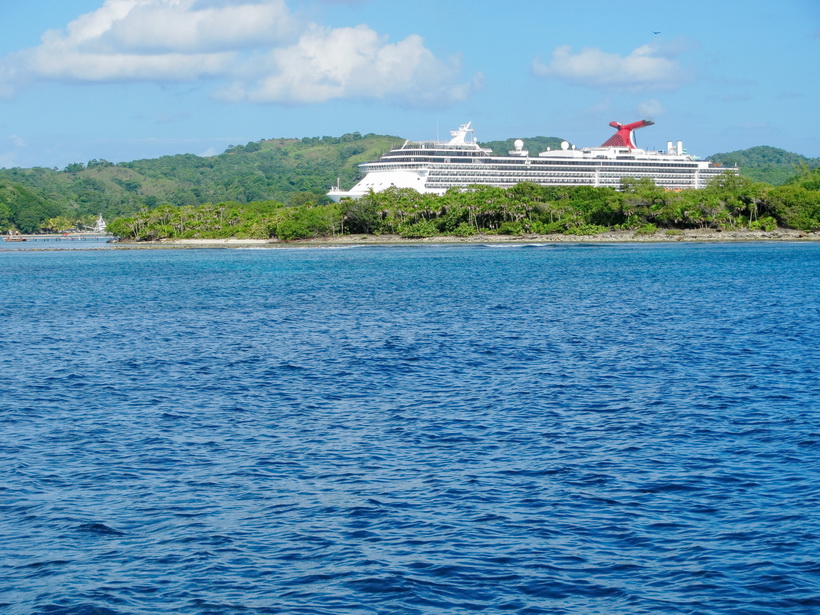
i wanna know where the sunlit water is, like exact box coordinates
[1,243,818,614]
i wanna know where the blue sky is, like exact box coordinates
[1,0,818,169]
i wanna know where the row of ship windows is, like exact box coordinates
[425,171,703,179]
[425,175,703,182]
[377,158,702,168]
[426,179,596,185]
[423,172,708,181]
[367,163,704,173]
[426,178,706,187]
[392,150,483,158]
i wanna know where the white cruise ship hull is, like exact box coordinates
[328,122,735,202]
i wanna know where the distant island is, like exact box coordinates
[1,132,818,238]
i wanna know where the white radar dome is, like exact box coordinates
[514,139,524,151]
[561,141,569,151]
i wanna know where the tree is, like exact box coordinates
[619,177,666,226]
[341,191,384,234]
[768,185,820,231]
[42,216,75,232]
[0,201,12,231]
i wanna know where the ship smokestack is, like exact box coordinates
[601,119,654,149]
[667,141,674,155]
[677,140,683,155]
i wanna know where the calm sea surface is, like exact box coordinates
[1,242,819,614]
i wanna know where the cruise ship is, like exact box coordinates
[327,120,736,201]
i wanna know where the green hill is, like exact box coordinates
[709,146,820,186]
[0,132,402,230]
[0,179,63,233]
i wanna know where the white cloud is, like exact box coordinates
[29,48,237,83]
[0,0,479,106]
[218,24,480,105]
[532,42,690,91]
[91,0,299,53]
[6,0,298,85]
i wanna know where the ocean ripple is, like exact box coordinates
[1,243,819,613]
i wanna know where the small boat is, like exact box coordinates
[4,231,26,242]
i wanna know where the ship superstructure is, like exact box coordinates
[328,121,735,201]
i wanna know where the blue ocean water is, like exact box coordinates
[1,242,819,614]
[0,237,114,251]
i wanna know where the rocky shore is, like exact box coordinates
[114,227,819,249]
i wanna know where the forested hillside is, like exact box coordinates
[0,130,817,234]
[0,180,62,234]
[709,146,819,186]
[0,132,401,232]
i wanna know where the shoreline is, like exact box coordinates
[113,228,820,249]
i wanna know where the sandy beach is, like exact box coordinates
[113,228,820,249]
